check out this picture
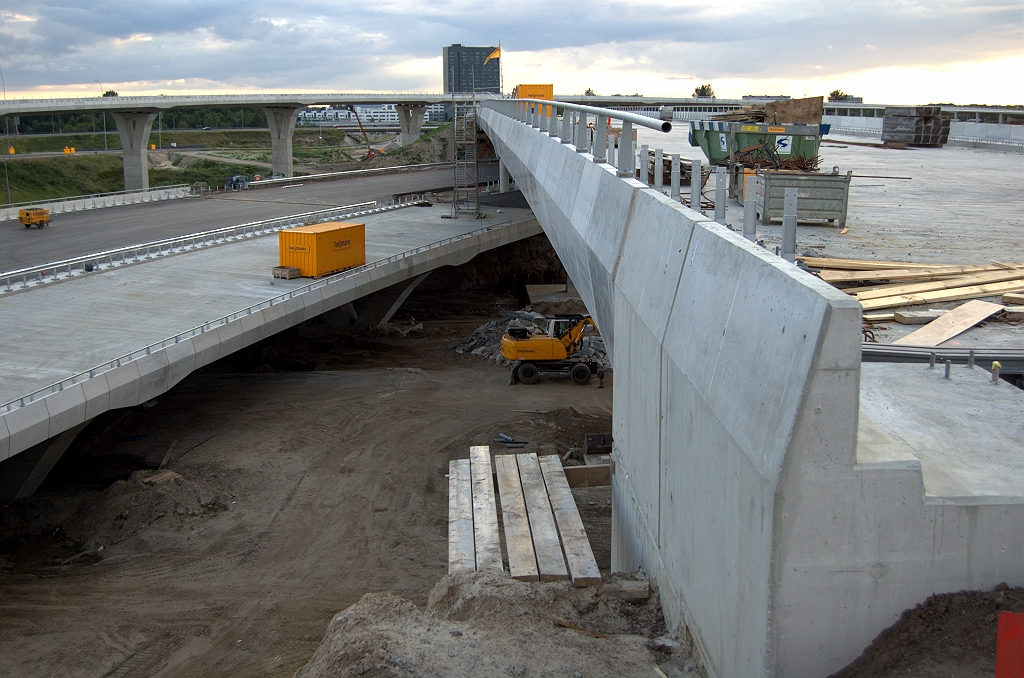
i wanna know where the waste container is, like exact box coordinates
[689,120,828,166]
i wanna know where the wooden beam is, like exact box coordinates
[448,459,476,575]
[538,455,601,587]
[494,454,539,581]
[851,269,1024,302]
[819,263,1022,284]
[563,464,611,488]
[799,256,946,271]
[893,300,1004,346]
[859,280,1024,311]
[469,446,503,573]
[1003,292,1024,305]
[517,453,568,582]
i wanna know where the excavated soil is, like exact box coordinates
[295,572,703,678]
[0,321,619,677]
[830,584,1024,678]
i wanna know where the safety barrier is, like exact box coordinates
[1,185,192,221]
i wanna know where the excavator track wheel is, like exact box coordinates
[518,363,540,385]
[570,363,592,386]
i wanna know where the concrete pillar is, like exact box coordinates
[654,148,664,192]
[690,157,703,213]
[782,188,798,262]
[743,198,757,241]
[397,105,426,145]
[263,107,301,178]
[713,166,727,223]
[499,159,511,193]
[110,111,157,190]
[0,421,91,503]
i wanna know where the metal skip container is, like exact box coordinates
[279,222,366,278]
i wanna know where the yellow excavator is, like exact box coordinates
[501,314,602,385]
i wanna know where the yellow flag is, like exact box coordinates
[483,46,500,65]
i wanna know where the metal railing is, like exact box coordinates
[480,98,671,178]
[1,197,425,294]
[248,162,454,188]
[1,217,515,413]
[1,184,192,220]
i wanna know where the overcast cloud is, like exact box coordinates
[1,1,1021,102]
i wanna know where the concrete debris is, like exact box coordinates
[455,310,609,367]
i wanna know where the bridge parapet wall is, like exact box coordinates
[478,105,1022,677]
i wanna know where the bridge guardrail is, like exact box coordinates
[1,184,192,221]
[0,197,425,294]
[1,216,511,413]
[480,98,670,178]
[247,159,499,189]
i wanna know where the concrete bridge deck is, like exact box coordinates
[0,205,540,464]
[0,165,493,271]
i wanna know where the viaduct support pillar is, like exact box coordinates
[498,158,511,193]
[0,421,91,503]
[110,111,157,190]
[397,105,426,145]
[263,107,301,178]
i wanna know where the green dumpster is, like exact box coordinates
[689,120,827,166]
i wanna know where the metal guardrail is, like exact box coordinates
[480,98,670,178]
[1,185,192,220]
[0,197,424,294]
[1,216,513,413]
[249,162,456,188]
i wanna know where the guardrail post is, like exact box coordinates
[781,188,798,262]
[618,121,634,177]
[639,145,649,184]
[575,112,589,152]
[547,105,558,135]
[690,158,702,213]
[671,154,681,199]
[594,115,607,163]
[743,198,757,242]
[714,166,727,223]
[561,108,572,143]
[654,148,664,192]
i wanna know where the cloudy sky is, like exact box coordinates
[1,1,1021,104]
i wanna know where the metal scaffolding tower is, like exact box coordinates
[451,97,480,218]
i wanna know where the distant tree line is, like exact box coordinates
[11,107,269,135]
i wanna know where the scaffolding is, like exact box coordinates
[450,97,480,218]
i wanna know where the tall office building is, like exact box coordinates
[442,44,501,94]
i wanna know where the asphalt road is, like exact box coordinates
[1,166,496,270]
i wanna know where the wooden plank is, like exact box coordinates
[851,269,1024,301]
[494,454,539,581]
[859,280,1024,311]
[469,446,503,572]
[1005,306,1024,321]
[563,464,612,488]
[516,453,568,581]
[894,310,946,325]
[448,459,476,575]
[143,470,181,486]
[798,256,944,271]
[893,300,1005,346]
[819,263,1020,284]
[1003,292,1024,305]
[863,312,894,322]
[538,455,601,587]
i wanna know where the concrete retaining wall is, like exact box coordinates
[0,219,540,462]
[479,106,1023,677]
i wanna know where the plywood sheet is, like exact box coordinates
[893,300,1004,346]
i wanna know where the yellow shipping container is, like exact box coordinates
[512,84,554,101]
[279,222,366,278]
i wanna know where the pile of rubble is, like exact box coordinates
[454,310,609,367]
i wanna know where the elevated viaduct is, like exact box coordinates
[476,98,1021,677]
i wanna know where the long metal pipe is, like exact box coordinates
[482,99,672,133]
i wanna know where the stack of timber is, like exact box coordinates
[799,256,1024,312]
[881,106,951,147]
[448,446,601,587]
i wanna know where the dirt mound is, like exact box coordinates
[296,571,703,678]
[830,584,1024,678]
